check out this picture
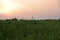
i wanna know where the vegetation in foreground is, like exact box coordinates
[0,19,60,40]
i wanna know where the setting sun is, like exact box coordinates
[0,0,60,19]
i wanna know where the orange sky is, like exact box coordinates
[0,0,60,19]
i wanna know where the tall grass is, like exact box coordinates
[0,19,60,40]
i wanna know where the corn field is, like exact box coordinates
[0,19,60,40]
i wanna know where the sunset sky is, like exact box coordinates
[0,0,60,19]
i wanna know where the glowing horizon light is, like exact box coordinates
[7,18,10,19]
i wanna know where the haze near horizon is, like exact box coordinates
[0,0,60,19]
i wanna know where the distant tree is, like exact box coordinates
[11,18,17,21]
[59,19,60,20]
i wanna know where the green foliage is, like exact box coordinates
[0,19,60,40]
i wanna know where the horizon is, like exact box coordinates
[0,0,60,19]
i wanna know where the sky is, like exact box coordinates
[0,0,60,19]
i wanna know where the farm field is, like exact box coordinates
[0,19,60,40]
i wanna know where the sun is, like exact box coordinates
[0,0,23,14]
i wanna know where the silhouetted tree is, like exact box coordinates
[58,18,60,20]
[11,18,17,21]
